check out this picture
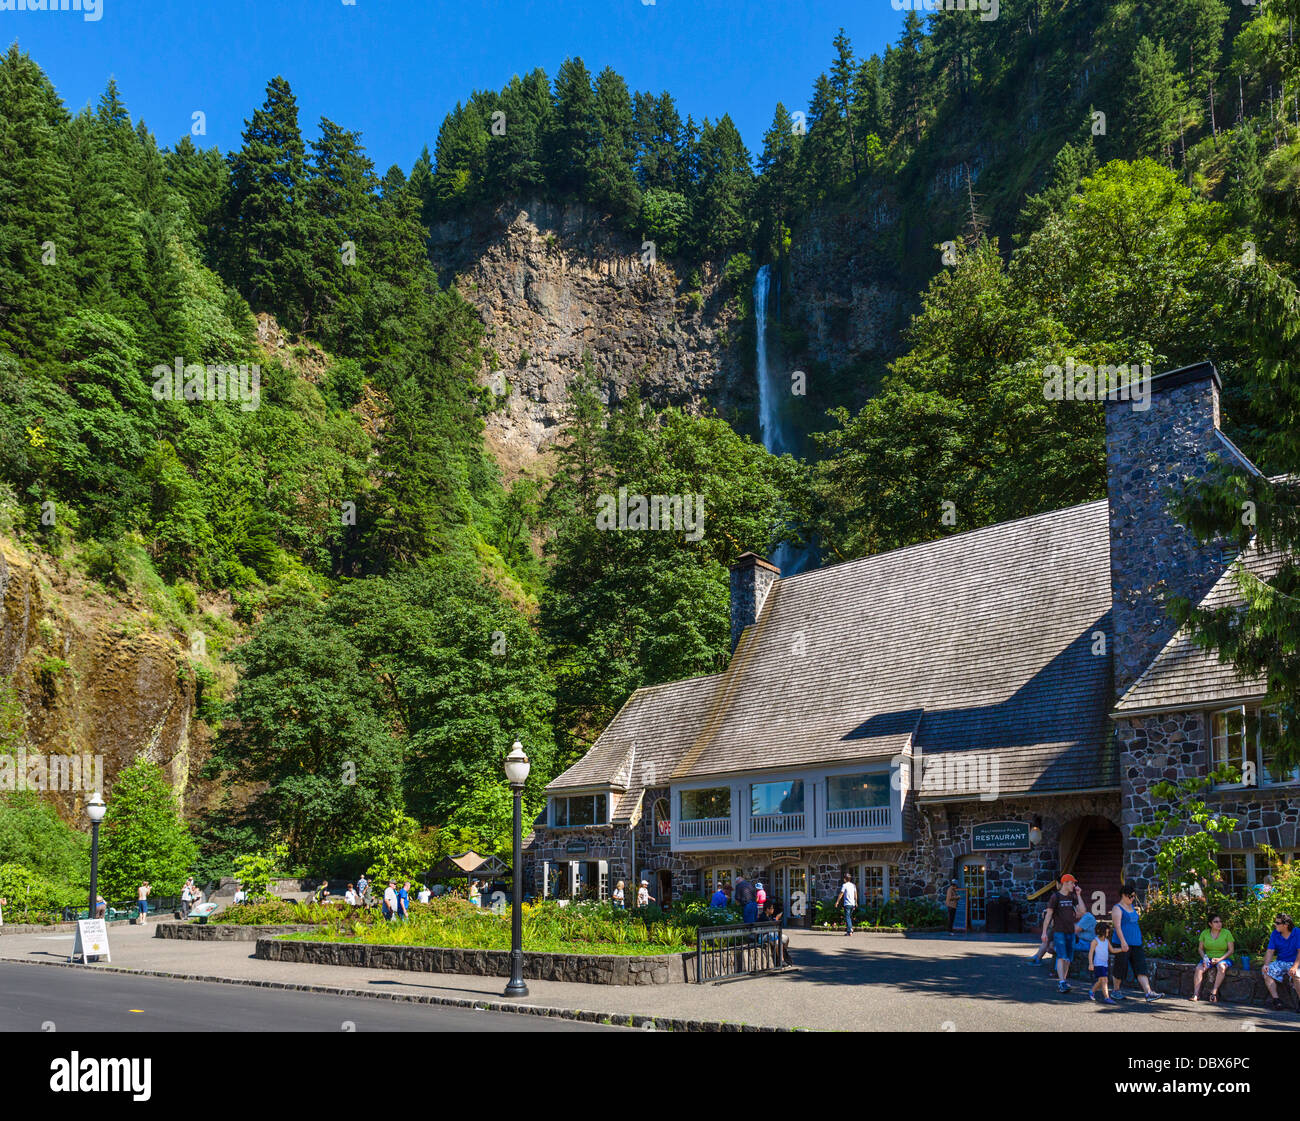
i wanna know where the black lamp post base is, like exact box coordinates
[504,979,530,998]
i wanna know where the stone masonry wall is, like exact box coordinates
[1117,710,1300,889]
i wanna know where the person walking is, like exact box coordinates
[468,879,482,907]
[755,881,767,910]
[1110,880,1161,1001]
[835,872,858,936]
[1088,919,1116,1004]
[356,873,369,904]
[945,880,960,935]
[710,882,728,908]
[398,881,411,920]
[1191,913,1234,1003]
[612,880,625,908]
[382,880,398,921]
[181,878,195,919]
[734,876,757,923]
[636,879,655,907]
[1262,912,1300,1011]
[136,881,151,925]
[1043,873,1084,994]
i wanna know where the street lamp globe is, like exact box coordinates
[86,792,106,824]
[504,740,530,787]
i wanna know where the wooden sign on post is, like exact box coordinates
[70,918,110,963]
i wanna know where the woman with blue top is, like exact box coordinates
[1110,880,1162,1002]
[1262,912,1300,1011]
[1191,913,1234,1003]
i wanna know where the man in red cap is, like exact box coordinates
[1042,873,1086,994]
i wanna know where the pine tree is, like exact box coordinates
[225,75,311,328]
[694,115,754,259]
[587,67,639,217]
[549,57,596,196]
[1126,37,1185,164]
[0,44,76,362]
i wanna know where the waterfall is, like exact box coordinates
[755,264,792,456]
[753,263,808,574]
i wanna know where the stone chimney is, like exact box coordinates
[729,552,780,653]
[1105,361,1234,697]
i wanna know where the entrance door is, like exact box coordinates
[777,866,810,927]
[656,869,672,906]
[961,859,987,926]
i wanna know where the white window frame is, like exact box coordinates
[855,862,895,905]
[1210,706,1298,789]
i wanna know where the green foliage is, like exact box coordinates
[0,860,81,922]
[98,758,198,897]
[813,897,947,929]
[0,792,89,899]
[232,843,288,901]
[1133,772,1240,892]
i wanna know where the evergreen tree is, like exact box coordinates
[0,44,75,362]
[587,66,639,217]
[549,57,596,197]
[99,758,199,898]
[1125,36,1185,164]
[225,75,311,328]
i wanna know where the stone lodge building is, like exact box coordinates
[524,362,1294,927]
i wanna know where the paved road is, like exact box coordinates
[0,962,618,1032]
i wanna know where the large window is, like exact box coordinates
[551,794,608,827]
[828,773,891,809]
[681,787,730,820]
[855,863,897,904]
[1211,706,1296,787]
[750,779,804,817]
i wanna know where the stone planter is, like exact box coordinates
[154,922,318,942]
[255,936,698,985]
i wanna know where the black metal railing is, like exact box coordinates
[695,922,783,982]
[59,896,181,923]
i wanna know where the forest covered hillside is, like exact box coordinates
[2,0,1299,899]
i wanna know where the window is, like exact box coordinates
[750,779,804,817]
[652,798,670,846]
[855,863,896,904]
[1211,706,1297,787]
[1211,707,1248,773]
[1216,852,1248,898]
[703,866,738,898]
[681,787,730,820]
[552,794,608,827]
[828,772,891,809]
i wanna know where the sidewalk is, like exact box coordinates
[1,924,1292,1032]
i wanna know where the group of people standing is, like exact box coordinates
[1035,875,1162,1003]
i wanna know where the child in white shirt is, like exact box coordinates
[1089,920,1116,1005]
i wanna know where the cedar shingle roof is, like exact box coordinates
[1112,544,1282,716]
[550,499,1120,799]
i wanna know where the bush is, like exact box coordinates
[0,861,81,923]
[813,897,946,930]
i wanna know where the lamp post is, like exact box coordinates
[86,792,106,922]
[503,739,530,998]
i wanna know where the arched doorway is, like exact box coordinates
[1061,816,1123,917]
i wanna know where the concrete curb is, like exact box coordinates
[0,955,800,1032]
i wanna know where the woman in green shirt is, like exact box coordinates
[1192,913,1234,1003]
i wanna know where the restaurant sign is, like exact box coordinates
[971,821,1031,852]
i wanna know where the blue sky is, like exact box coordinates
[4,0,906,172]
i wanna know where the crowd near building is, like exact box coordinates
[524,363,1296,928]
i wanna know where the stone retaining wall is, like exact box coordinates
[0,921,80,935]
[1047,949,1290,1009]
[154,922,318,942]
[255,936,698,985]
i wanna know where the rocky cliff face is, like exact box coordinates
[782,193,909,401]
[0,535,211,824]
[428,198,752,478]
